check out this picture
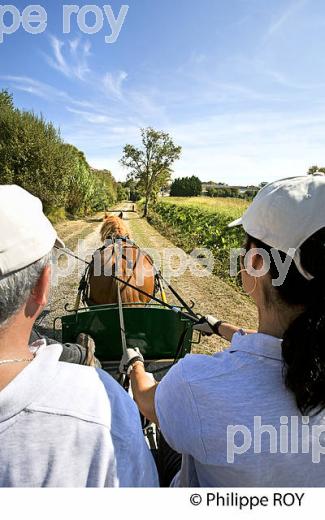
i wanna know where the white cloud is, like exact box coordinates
[66,107,116,125]
[0,75,71,102]
[46,36,91,80]
[264,0,308,41]
[69,38,79,54]
[102,71,128,99]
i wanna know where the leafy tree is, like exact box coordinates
[0,90,118,218]
[170,176,202,196]
[0,89,14,110]
[206,187,240,198]
[65,147,94,215]
[117,183,129,202]
[124,178,141,202]
[244,188,259,200]
[88,169,117,212]
[206,187,216,197]
[120,127,181,216]
[308,165,325,175]
[0,107,72,208]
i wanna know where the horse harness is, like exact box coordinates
[78,236,160,306]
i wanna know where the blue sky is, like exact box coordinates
[1,0,325,185]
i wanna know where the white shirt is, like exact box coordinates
[0,341,158,487]
[155,332,325,487]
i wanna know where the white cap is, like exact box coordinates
[0,185,64,276]
[228,175,325,280]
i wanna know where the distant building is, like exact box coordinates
[202,182,228,195]
[159,189,170,197]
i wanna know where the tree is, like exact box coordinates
[120,127,181,216]
[65,147,96,215]
[0,90,118,218]
[0,106,72,208]
[308,165,325,175]
[124,178,141,202]
[206,186,241,198]
[170,175,202,196]
[88,169,117,212]
[0,89,14,110]
[117,183,129,202]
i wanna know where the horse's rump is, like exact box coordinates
[87,243,155,305]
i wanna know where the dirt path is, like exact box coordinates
[39,205,258,353]
[38,215,104,339]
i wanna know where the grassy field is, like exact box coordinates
[149,196,249,285]
[161,196,249,215]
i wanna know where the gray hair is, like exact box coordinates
[0,252,52,328]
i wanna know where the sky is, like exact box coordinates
[1,0,325,185]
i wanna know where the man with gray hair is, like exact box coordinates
[0,185,158,487]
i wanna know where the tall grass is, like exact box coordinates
[161,196,249,213]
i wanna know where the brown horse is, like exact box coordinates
[86,214,156,305]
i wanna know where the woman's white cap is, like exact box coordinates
[228,174,325,280]
[0,185,64,276]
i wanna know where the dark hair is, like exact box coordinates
[245,228,325,415]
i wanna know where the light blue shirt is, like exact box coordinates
[155,332,325,487]
[0,342,158,487]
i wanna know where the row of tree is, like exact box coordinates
[308,166,325,175]
[0,90,119,219]
[207,186,241,198]
[206,186,259,200]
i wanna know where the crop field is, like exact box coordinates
[161,196,249,215]
[150,196,250,284]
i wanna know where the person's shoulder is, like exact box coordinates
[172,347,247,384]
[28,361,137,431]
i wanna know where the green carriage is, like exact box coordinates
[58,303,198,373]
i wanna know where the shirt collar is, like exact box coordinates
[229,332,283,361]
